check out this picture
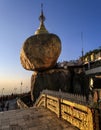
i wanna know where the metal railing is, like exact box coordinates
[41,89,92,106]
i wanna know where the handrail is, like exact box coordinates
[17,98,29,109]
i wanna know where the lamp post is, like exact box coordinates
[20,82,23,94]
[2,88,4,102]
[14,88,17,95]
[26,86,28,93]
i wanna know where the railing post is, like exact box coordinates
[94,109,100,130]
[57,97,61,118]
[45,94,47,108]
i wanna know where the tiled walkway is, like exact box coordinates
[0,107,78,130]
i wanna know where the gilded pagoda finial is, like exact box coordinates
[35,3,49,35]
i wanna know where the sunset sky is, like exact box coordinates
[0,0,101,94]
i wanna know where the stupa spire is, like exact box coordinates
[35,4,49,35]
[39,3,45,23]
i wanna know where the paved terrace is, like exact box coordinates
[0,107,78,130]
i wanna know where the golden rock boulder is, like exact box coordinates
[20,33,61,71]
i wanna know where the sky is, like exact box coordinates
[0,0,101,94]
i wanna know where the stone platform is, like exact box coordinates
[0,107,78,130]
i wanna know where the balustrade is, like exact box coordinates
[34,89,100,130]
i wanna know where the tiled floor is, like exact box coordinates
[0,107,78,130]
